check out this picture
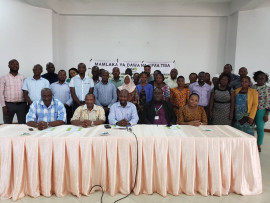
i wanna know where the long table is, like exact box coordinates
[0,124,262,200]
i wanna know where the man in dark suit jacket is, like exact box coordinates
[143,87,176,125]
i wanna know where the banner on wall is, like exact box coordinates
[88,60,175,74]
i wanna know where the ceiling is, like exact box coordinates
[23,0,266,16]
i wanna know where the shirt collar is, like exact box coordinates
[83,104,97,111]
[39,98,55,108]
[55,81,68,85]
[117,101,131,108]
[31,76,42,81]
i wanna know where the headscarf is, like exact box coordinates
[118,75,136,93]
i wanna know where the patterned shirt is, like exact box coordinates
[108,102,139,126]
[94,81,117,107]
[154,85,170,100]
[71,104,105,121]
[69,75,94,101]
[0,73,25,107]
[252,84,270,110]
[26,98,66,123]
[177,106,207,124]
[50,81,73,106]
[170,88,190,108]
[189,82,211,107]
[109,77,124,89]
[137,84,153,103]
[22,77,50,102]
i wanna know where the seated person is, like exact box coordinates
[177,93,208,126]
[108,89,139,126]
[26,88,66,130]
[71,93,105,127]
[143,88,176,125]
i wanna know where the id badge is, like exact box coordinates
[155,116,159,120]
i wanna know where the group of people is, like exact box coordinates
[1,60,269,152]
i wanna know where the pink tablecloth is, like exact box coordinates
[0,124,262,200]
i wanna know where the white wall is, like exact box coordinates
[0,0,53,123]
[235,6,270,129]
[54,15,227,78]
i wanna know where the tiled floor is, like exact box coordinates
[2,133,270,203]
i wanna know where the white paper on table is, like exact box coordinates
[111,125,128,129]
[42,127,57,132]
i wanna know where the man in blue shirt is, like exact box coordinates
[50,70,73,123]
[26,88,66,130]
[109,89,139,126]
[94,70,117,122]
[69,63,94,110]
[41,62,58,84]
[22,64,50,105]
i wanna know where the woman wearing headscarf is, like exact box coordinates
[118,75,139,105]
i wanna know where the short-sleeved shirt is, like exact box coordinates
[22,77,50,102]
[170,88,190,108]
[189,82,211,107]
[26,98,66,123]
[71,104,105,121]
[252,84,270,110]
[69,75,94,101]
[0,73,25,107]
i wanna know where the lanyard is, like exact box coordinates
[155,105,163,115]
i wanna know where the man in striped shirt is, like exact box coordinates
[26,88,66,130]
[0,59,27,124]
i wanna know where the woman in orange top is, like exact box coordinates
[177,93,208,126]
[170,76,190,114]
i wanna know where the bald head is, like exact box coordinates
[41,88,53,107]
[119,89,129,106]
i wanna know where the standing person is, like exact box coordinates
[154,73,170,101]
[71,94,105,127]
[91,66,101,85]
[230,67,253,90]
[233,76,258,136]
[69,63,94,111]
[209,73,235,125]
[0,59,27,124]
[94,70,117,122]
[26,88,66,130]
[165,68,178,88]
[185,72,197,88]
[133,73,140,86]
[170,76,190,114]
[125,68,133,77]
[189,72,211,110]
[41,62,58,84]
[223,64,239,84]
[136,72,154,123]
[118,75,139,105]
[143,88,176,125]
[110,67,123,89]
[144,65,154,82]
[22,64,50,105]
[50,70,73,124]
[66,68,78,83]
[108,90,139,126]
[205,72,212,86]
[252,71,270,152]
[177,93,208,126]
[148,70,161,86]
[211,74,219,88]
